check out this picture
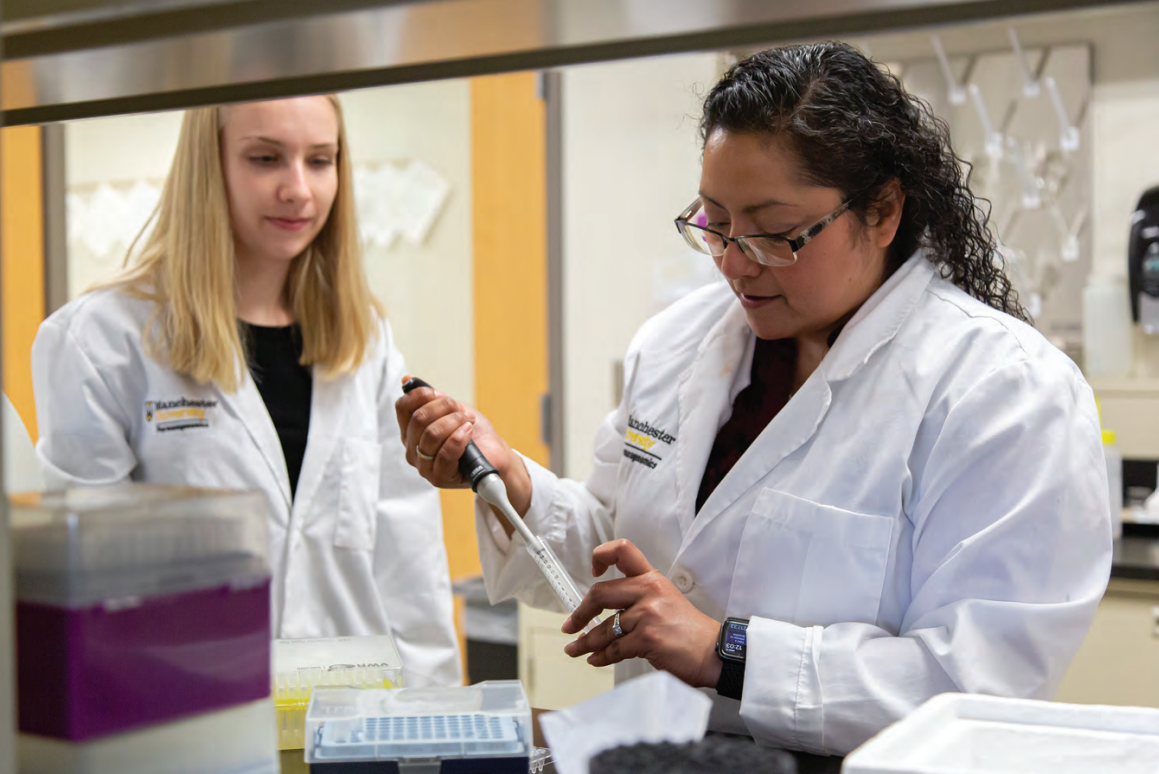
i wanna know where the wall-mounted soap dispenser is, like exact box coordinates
[1128,186,1159,334]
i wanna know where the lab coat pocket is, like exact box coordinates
[334,438,382,551]
[728,488,894,627]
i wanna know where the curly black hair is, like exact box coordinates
[701,41,1029,322]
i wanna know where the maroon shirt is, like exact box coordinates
[695,336,797,514]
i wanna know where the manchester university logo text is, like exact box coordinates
[144,397,218,432]
[623,415,676,469]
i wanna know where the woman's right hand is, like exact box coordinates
[394,377,531,520]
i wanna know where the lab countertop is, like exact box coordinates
[276,537,1159,774]
[1112,532,1159,581]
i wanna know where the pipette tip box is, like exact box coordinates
[274,635,405,750]
[304,680,532,773]
[11,485,272,741]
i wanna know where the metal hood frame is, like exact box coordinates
[2,0,1151,125]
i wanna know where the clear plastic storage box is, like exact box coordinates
[843,693,1159,774]
[274,635,405,750]
[304,680,532,773]
[10,485,269,606]
[12,485,272,741]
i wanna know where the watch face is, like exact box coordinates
[720,620,747,660]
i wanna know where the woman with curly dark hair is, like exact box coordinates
[398,42,1111,757]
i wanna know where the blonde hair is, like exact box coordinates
[109,95,381,392]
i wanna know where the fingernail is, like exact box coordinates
[434,390,445,398]
[460,423,473,436]
[564,642,577,657]
[586,655,597,665]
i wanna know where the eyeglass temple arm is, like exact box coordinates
[676,197,702,222]
[788,200,852,252]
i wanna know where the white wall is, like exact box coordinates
[65,110,183,296]
[61,83,475,403]
[341,81,475,403]
[561,51,723,480]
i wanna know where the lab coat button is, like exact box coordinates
[672,570,694,593]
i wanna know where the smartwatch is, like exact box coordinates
[715,617,748,701]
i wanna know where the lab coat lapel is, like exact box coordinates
[674,302,753,535]
[218,371,292,518]
[824,253,935,381]
[290,367,346,522]
[686,372,832,545]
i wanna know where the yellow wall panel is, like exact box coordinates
[438,73,547,683]
[2,126,45,440]
[440,72,548,589]
[471,73,549,468]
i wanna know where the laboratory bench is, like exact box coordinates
[277,709,848,774]
[1111,528,1159,581]
[1055,523,1159,708]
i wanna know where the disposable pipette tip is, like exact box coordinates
[475,473,600,633]
[475,474,536,545]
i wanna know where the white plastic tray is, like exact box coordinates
[843,693,1159,774]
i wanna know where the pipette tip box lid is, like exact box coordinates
[304,680,532,773]
[274,635,405,750]
[11,485,272,741]
[843,692,1159,774]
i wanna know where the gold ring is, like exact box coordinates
[416,447,435,461]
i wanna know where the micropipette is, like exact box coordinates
[402,377,601,634]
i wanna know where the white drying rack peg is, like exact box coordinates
[1045,76,1081,152]
[1050,201,1087,262]
[968,84,1004,160]
[1006,137,1042,211]
[1007,27,1041,99]
[931,35,967,106]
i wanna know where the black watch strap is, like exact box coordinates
[716,658,745,701]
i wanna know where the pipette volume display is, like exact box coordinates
[402,377,601,634]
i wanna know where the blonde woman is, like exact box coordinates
[32,96,462,687]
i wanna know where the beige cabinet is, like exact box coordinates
[1054,578,1159,707]
[518,603,615,710]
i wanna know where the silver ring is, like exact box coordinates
[612,610,624,638]
[416,447,435,461]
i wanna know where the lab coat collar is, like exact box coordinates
[822,252,935,383]
[674,300,752,535]
[678,252,933,544]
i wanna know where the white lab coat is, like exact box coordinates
[32,288,462,687]
[478,253,1111,755]
[3,394,43,494]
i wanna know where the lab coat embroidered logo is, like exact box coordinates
[624,415,676,469]
[145,397,218,432]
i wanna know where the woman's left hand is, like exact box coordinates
[561,539,723,690]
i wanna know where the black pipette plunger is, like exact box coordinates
[401,376,499,492]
